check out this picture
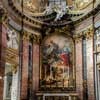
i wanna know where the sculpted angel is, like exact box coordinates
[7,29,18,49]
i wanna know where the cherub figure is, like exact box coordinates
[43,4,53,15]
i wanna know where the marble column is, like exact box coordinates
[20,33,29,100]
[0,8,7,100]
[32,43,40,91]
[75,38,83,100]
[86,36,95,100]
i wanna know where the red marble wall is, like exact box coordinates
[20,38,29,100]
[32,43,40,91]
[0,24,7,100]
[75,39,83,100]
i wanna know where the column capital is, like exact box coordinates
[0,7,5,16]
[29,34,41,44]
[85,28,94,40]
[74,34,83,43]
[0,6,7,23]
[23,32,30,41]
[74,26,94,43]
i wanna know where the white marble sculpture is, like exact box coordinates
[43,5,53,15]
[54,4,68,21]
[44,0,68,21]
[7,29,18,49]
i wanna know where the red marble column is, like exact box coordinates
[32,43,40,91]
[20,37,29,100]
[0,23,7,100]
[86,38,95,100]
[75,39,83,100]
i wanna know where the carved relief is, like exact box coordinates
[74,26,94,42]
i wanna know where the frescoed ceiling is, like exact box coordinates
[74,0,93,10]
[15,0,94,13]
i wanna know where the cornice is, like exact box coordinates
[2,0,100,30]
[3,0,43,31]
[74,3,100,25]
[44,24,75,36]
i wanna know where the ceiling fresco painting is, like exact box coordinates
[74,0,93,10]
[15,0,94,13]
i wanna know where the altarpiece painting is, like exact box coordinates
[40,34,75,90]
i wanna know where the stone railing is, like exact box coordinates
[36,92,78,100]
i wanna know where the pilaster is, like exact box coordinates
[75,38,83,100]
[32,35,41,92]
[85,30,95,100]
[0,7,7,100]
[20,32,29,100]
[74,26,95,100]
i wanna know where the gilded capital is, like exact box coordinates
[0,7,7,23]
[23,32,30,41]
[74,26,94,41]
